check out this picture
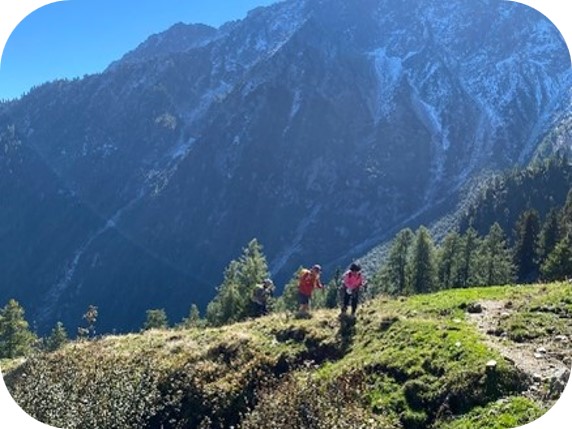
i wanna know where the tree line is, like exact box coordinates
[2,165,571,360]
[374,186,571,296]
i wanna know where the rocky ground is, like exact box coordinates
[466,298,571,406]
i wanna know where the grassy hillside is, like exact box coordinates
[2,282,571,429]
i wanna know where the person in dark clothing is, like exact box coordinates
[251,278,274,317]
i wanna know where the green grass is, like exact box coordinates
[315,290,528,428]
[440,397,545,429]
[2,282,569,429]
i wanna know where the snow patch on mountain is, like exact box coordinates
[38,221,110,325]
[38,185,153,325]
[290,89,302,120]
[169,137,197,161]
[369,48,403,122]
[181,81,233,125]
[409,85,449,202]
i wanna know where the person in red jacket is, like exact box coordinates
[298,264,324,316]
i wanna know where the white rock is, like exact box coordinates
[486,360,497,368]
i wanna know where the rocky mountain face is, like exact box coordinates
[0,0,570,333]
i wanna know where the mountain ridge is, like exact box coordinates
[0,0,570,333]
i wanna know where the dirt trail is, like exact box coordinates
[466,299,571,403]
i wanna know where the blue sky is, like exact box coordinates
[0,0,277,101]
[1,1,571,101]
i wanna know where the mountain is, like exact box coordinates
[0,0,570,333]
[534,81,572,158]
[458,156,572,239]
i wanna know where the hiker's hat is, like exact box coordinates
[350,263,361,272]
[312,264,322,272]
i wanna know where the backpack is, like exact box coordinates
[299,269,315,295]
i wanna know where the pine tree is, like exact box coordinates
[143,309,169,330]
[456,228,481,288]
[219,282,243,323]
[560,189,572,236]
[0,299,37,359]
[513,210,540,283]
[180,304,202,328]
[237,239,270,299]
[379,228,414,295]
[206,261,241,326]
[409,227,437,294]
[274,269,302,313]
[540,190,572,281]
[206,239,270,326]
[478,223,515,286]
[538,208,561,265]
[45,321,69,352]
[541,233,572,281]
[437,231,461,290]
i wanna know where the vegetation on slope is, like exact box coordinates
[3,282,571,429]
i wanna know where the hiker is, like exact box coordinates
[251,278,274,317]
[341,263,366,316]
[298,264,324,316]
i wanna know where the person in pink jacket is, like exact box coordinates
[341,263,366,316]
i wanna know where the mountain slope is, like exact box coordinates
[0,0,571,333]
[3,282,570,428]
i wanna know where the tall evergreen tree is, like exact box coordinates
[560,189,572,236]
[513,209,540,283]
[437,231,461,290]
[206,239,270,326]
[456,228,481,288]
[409,227,437,294]
[540,190,572,281]
[206,261,241,326]
[236,239,270,298]
[0,299,37,359]
[538,208,561,265]
[541,233,572,281]
[478,223,514,286]
[379,228,414,295]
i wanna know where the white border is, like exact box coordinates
[0,0,571,428]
